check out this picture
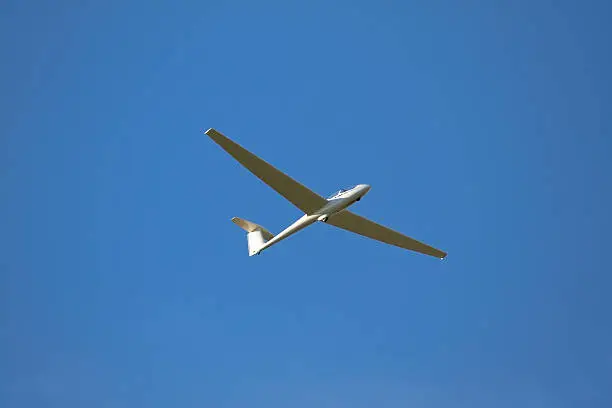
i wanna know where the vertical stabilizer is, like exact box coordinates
[231,217,274,256]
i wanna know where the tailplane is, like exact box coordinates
[231,217,274,256]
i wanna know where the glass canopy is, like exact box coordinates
[327,188,349,199]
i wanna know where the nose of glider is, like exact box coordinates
[359,184,371,193]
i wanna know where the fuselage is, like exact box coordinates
[314,184,371,221]
[254,184,371,254]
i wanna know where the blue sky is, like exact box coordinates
[2,0,611,406]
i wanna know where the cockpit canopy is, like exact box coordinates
[327,187,352,199]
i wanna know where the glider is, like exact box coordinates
[204,128,447,259]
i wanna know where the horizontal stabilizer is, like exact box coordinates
[232,217,274,256]
[232,217,274,239]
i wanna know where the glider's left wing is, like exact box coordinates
[205,128,327,214]
[327,210,447,259]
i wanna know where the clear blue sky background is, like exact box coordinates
[2,1,611,406]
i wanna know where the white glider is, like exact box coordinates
[204,128,447,259]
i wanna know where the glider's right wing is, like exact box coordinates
[205,128,327,214]
[327,210,447,259]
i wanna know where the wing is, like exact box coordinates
[327,210,447,259]
[205,128,327,214]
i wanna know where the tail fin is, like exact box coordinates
[232,217,274,256]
